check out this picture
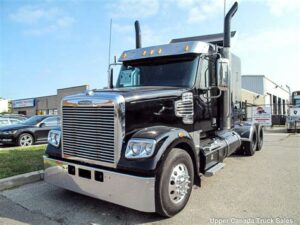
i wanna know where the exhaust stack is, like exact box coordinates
[222,2,238,130]
[224,2,238,48]
[134,20,142,48]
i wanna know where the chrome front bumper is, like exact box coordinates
[43,156,156,212]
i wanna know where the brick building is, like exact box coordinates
[12,85,89,116]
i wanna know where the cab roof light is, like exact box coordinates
[184,45,189,52]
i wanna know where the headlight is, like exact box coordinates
[48,130,61,147]
[125,138,156,159]
[2,130,17,135]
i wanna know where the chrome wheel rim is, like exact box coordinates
[20,134,33,146]
[168,163,191,204]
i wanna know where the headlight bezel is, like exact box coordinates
[48,130,61,147]
[125,138,157,159]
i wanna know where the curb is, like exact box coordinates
[0,170,44,191]
[0,144,46,150]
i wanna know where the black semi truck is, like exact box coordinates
[44,2,263,217]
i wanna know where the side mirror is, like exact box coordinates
[39,122,45,128]
[217,58,229,91]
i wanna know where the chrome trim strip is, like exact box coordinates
[61,92,125,168]
[43,156,155,212]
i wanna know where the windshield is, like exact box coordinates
[294,99,300,106]
[21,116,45,126]
[116,56,199,88]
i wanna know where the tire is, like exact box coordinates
[18,133,34,147]
[155,148,194,217]
[256,126,263,151]
[244,128,258,156]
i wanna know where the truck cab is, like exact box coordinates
[286,91,300,132]
[44,2,263,217]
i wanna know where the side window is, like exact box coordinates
[0,119,9,125]
[117,66,140,87]
[42,117,60,127]
[218,61,229,89]
[10,119,21,124]
[199,58,209,89]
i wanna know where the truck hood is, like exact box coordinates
[96,86,189,103]
[62,86,193,135]
[102,86,192,134]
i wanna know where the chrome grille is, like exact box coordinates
[62,105,115,165]
[175,92,194,117]
[175,101,194,117]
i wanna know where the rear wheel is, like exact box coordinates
[244,128,258,156]
[256,126,263,151]
[18,133,34,147]
[155,148,194,217]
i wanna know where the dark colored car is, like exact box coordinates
[1,113,28,118]
[0,117,23,127]
[0,115,60,147]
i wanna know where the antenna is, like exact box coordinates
[108,19,112,70]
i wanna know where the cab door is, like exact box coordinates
[194,55,219,132]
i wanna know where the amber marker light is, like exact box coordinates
[178,132,186,138]
[157,48,162,54]
[142,50,147,56]
[122,53,127,59]
[150,49,154,55]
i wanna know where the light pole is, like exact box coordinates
[286,85,291,104]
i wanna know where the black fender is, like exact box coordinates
[233,122,256,142]
[117,126,201,186]
[45,127,62,158]
[233,122,259,152]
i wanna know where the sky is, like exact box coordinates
[0,0,300,100]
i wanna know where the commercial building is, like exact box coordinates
[242,75,289,115]
[0,99,9,113]
[12,85,89,116]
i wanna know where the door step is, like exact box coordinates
[204,163,225,177]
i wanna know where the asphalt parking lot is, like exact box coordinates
[0,132,299,225]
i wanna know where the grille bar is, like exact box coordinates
[62,105,115,165]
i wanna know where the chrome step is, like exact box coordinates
[204,163,225,177]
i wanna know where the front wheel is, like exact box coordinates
[18,133,34,147]
[155,148,194,217]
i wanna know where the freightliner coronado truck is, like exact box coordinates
[286,91,300,132]
[44,2,264,217]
